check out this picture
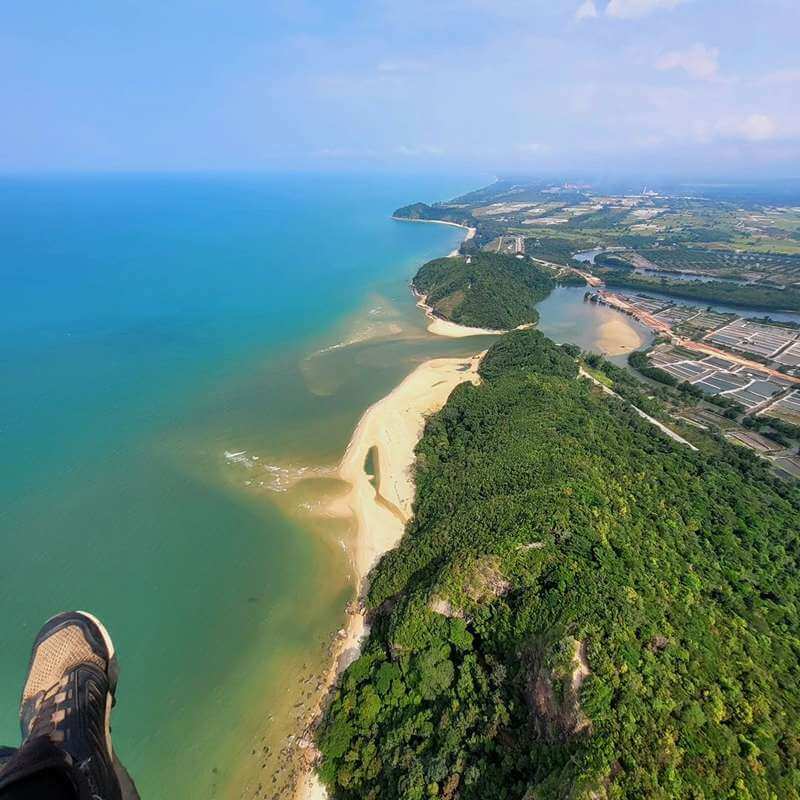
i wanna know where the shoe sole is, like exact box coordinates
[77,610,115,660]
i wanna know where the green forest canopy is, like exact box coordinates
[317,329,800,800]
[412,253,555,330]
[603,272,800,312]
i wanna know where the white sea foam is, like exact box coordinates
[225,450,334,491]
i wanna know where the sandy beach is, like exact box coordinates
[595,316,647,354]
[394,218,503,339]
[390,215,476,258]
[413,290,505,338]
[448,225,476,256]
[294,353,483,800]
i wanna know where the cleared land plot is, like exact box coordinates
[694,373,750,394]
[707,319,800,359]
[774,455,800,479]
[725,430,782,453]
[654,306,699,325]
[727,387,775,410]
[701,355,739,370]
[765,390,800,424]
[683,408,734,428]
[620,294,670,314]
[775,341,800,367]
[689,311,735,330]
[660,362,715,382]
[749,379,786,396]
[649,344,705,366]
[650,350,683,366]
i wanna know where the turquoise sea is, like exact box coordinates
[0,173,482,797]
[0,173,652,798]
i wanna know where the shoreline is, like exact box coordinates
[294,354,484,800]
[448,225,476,256]
[293,218,486,800]
[394,216,501,337]
[412,287,507,338]
[390,215,476,258]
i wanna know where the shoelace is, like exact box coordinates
[27,675,71,743]
[25,670,115,799]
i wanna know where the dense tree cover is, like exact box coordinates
[392,202,501,250]
[705,393,747,416]
[413,254,554,330]
[637,247,800,276]
[479,329,578,382]
[604,273,800,311]
[565,207,630,229]
[555,272,587,287]
[523,236,585,267]
[770,417,800,441]
[394,203,476,228]
[593,253,634,271]
[581,352,667,417]
[743,415,800,448]
[317,332,800,800]
[452,181,588,207]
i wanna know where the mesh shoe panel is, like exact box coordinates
[22,625,105,700]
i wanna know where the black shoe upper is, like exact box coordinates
[6,612,123,800]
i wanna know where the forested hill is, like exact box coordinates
[393,202,475,228]
[412,253,555,330]
[317,329,800,800]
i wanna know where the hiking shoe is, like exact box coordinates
[17,611,122,800]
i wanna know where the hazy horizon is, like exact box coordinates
[3,1,799,176]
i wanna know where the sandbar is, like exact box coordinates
[294,354,483,800]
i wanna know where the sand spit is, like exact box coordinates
[294,354,484,800]
[595,316,647,355]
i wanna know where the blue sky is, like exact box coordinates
[2,0,798,175]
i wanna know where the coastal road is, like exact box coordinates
[530,257,603,287]
[579,367,698,450]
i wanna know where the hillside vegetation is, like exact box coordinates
[413,253,555,330]
[394,202,475,228]
[317,330,800,800]
[604,273,800,311]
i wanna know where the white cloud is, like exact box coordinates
[709,114,779,142]
[606,0,686,19]
[656,43,719,80]
[735,114,778,141]
[574,0,598,20]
